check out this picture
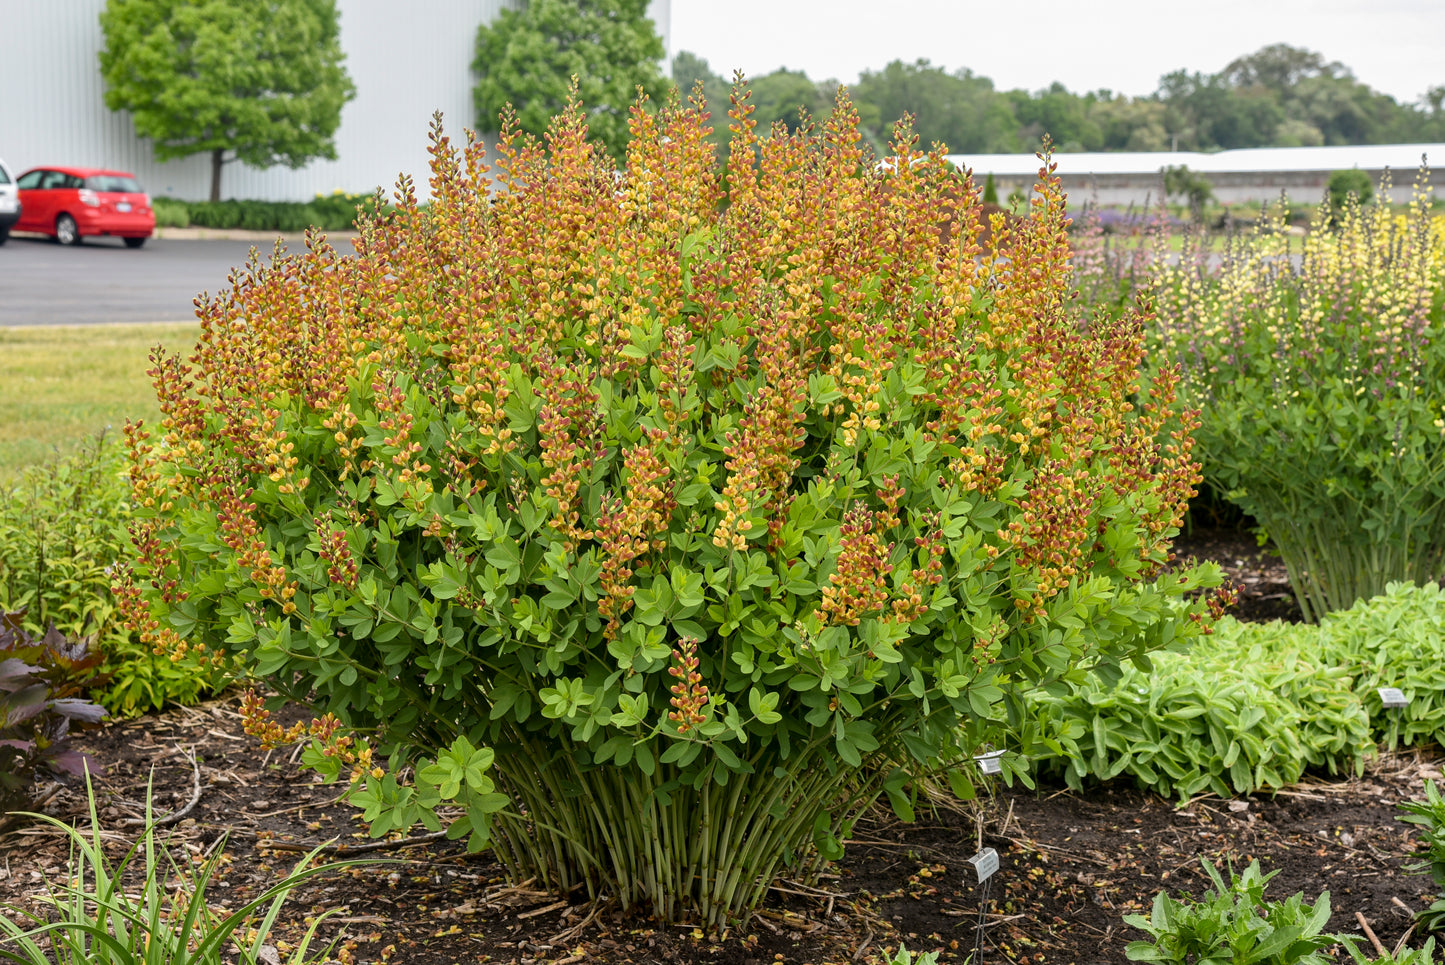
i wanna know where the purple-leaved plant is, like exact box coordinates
[0,611,106,820]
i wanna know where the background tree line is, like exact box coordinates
[669,43,1445,155]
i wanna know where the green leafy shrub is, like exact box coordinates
[0,776,353,965]
[150,196,190,228]
[99,635,226,718]
[1125,859,1344,964]
[0,433,130,643]
[982,172,999,205]
[1029,615,1374,801]
[1327,168,1374,213]
[1150,171,1445,621]
[305,189,390,229]
[1031,582,1445,799]
[0,434,223,716]
[1162,164,1215,217]
[123,96,1221,925]
[185,199,312,233]
[182,193,389,233]
[0,613,106,818]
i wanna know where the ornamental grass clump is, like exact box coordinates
[120,86,1221,925]
[1150,170,1445,622]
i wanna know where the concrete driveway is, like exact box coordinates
[0,231,350,327]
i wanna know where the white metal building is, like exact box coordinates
[951,143,1445,207]
[0,0,672,202]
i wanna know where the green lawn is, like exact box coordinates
[1103,230,1189,254]
[0,323,199,478]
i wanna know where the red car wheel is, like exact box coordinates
[55,213,81,246]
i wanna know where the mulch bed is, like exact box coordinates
[3,527,1436,964]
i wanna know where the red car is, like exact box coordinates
[14,166,155,247]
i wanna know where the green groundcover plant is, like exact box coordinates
[1028,616,1374,801]
[1030,581,1445,800]
[1149,172,1445,621]
[121,88,1223,925]
[1314,581,1445,750]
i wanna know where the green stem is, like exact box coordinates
[479,728,884,925]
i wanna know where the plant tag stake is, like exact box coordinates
[1378,687,1408,709]
[967,846,999,883]
[967,847,1000,963]
[975,750,1004,775]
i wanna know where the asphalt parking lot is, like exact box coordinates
[0,233,323,327]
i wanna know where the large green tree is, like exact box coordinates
[1156,70,1284,150]
[671,50,730,112]
[98,0,355,202]
[669,51,733,149]
[473,0,665,159]
[852,59,1019,154]
[747,68,832,131]
[669,55,832,146]
[1156,43,1441,150]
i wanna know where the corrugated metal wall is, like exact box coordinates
[0,0,672,202]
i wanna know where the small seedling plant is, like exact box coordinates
[1125,859,1344,965]
[1399,778,1445,932]
[885,945,941,965]
[1340,936,1439,965]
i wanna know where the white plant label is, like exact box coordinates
[967,847,1000,883]
[975,750,1004,775]
[1378,687,1409,709]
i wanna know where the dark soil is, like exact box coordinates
[1172,524,1304,624]
[3,526,1433,965]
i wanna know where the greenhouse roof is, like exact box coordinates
[946,143,1445,178]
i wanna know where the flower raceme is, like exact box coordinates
[122,84,1221,924]
[666,636,709,734]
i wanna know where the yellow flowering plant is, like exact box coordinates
[1151,172,1445,621]
[120,86,1222,925]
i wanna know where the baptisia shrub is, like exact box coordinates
[121,89,1221,925]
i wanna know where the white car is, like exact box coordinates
[0,157,19,244]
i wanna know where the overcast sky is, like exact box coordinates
[669,0,1444,105]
